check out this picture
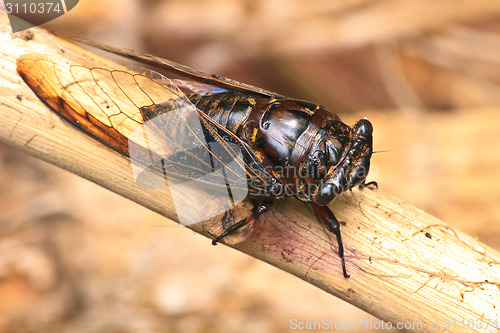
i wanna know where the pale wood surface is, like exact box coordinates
[1,12,499,332]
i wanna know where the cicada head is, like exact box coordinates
[303,118,373,206]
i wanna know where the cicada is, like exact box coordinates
[17,39,375,278]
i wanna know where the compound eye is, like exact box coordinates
[355,119,373,138]
[315,183,340,205]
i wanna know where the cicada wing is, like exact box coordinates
[17,54,275,226]
[131,97,281,226]
[16,54,174,158]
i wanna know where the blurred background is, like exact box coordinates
[1,0,500,332]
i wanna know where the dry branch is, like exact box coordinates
[0,13,499,333]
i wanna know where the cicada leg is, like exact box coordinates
[212,200,272,245]
[221,209,235,230]
[311,203,350,278]
[359,180,378,190]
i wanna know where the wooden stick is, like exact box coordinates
[0,13,499,333]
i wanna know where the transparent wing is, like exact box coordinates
[17,54,277,225]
